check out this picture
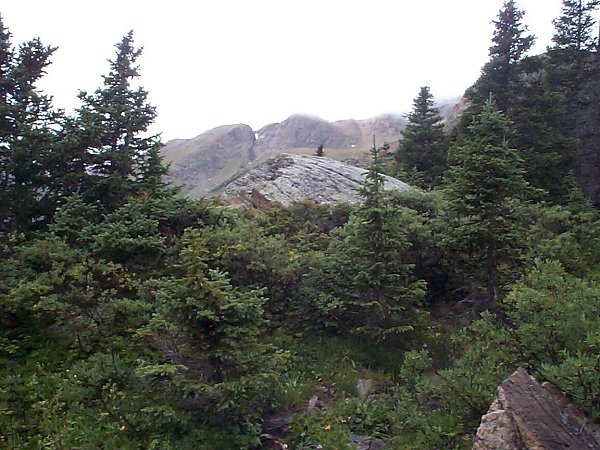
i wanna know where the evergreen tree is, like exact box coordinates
[0,16,66,234]
[77,31,164,211]
[138,228,285,428]
[445,100,530,305]
[552,0,600,51]
[310,141,426,338]
[547,1,600,205]
[395,86,449,187]
[458,3,578,201]
[137,145,170,195]
[509,59,578,199]
[464,1,534,116]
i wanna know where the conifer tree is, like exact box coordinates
[313,141,425,338]
[138,228,284,422]
[509,64,578,199]
[552,0,600,51]
[395,86,449,187]
[464,1,534,116]
[137,145,170,195]
[0,16,66,234]
[77,31,165,210]
[458,2,578,200]
[547,1,600,203]
[446,100,530,305]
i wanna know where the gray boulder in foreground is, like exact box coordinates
[218,153,411,208]
[474,367,600,450]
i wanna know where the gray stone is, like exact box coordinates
[356,378,375,401]
[218,153,411,208]
[473,367,600,450]
[306,394,319,413]
[350,434,385,450]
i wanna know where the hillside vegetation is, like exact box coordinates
[1,1,600,449]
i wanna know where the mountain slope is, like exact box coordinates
[164,124,256,199]
[161,114,408,198]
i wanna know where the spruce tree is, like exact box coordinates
[313,141,426,338]
[0,16,66,234]
[552,0,600,51]
[446,100,530,305]
[509,62,578,200]
[77,31,164,211]
[458,3,578,201]
[464,1,534,116]
[137,145,170,195]
[395,86,449,187]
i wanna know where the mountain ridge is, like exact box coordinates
[161,99,464,198]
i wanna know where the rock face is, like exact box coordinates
[473,368,600,450]
[218,153,411,208]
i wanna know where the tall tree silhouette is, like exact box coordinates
[77,31,166,211]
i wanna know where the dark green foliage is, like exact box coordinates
[552,0,600,51]
[465,0,534,115]
[458,2,597,204]
[519,187,600,275]
[3,11,600,450]
[0,17,69,234]
[49,194,200,268]
[388,189,453,301]
[305,143,426,338]
[303,258,600,449]
[395,86,449,187]
[507,56,578,199]
[0,198,287,447]
[490,1,535,64]
[77,31,165,211]
[445,100,531,304]
[136,228,287,443]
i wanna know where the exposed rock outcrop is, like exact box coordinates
[218,153,411,208]
[473,368,600,450]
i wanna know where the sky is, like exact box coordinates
[1,0,590,141]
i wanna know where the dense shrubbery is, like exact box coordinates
[2,1,600,448]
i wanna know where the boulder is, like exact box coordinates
[473,367,600,450]
[218,153,411,208]
[350,434,385,450]
[356,378,375,401]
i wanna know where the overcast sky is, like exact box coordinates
[1,1,592,141]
